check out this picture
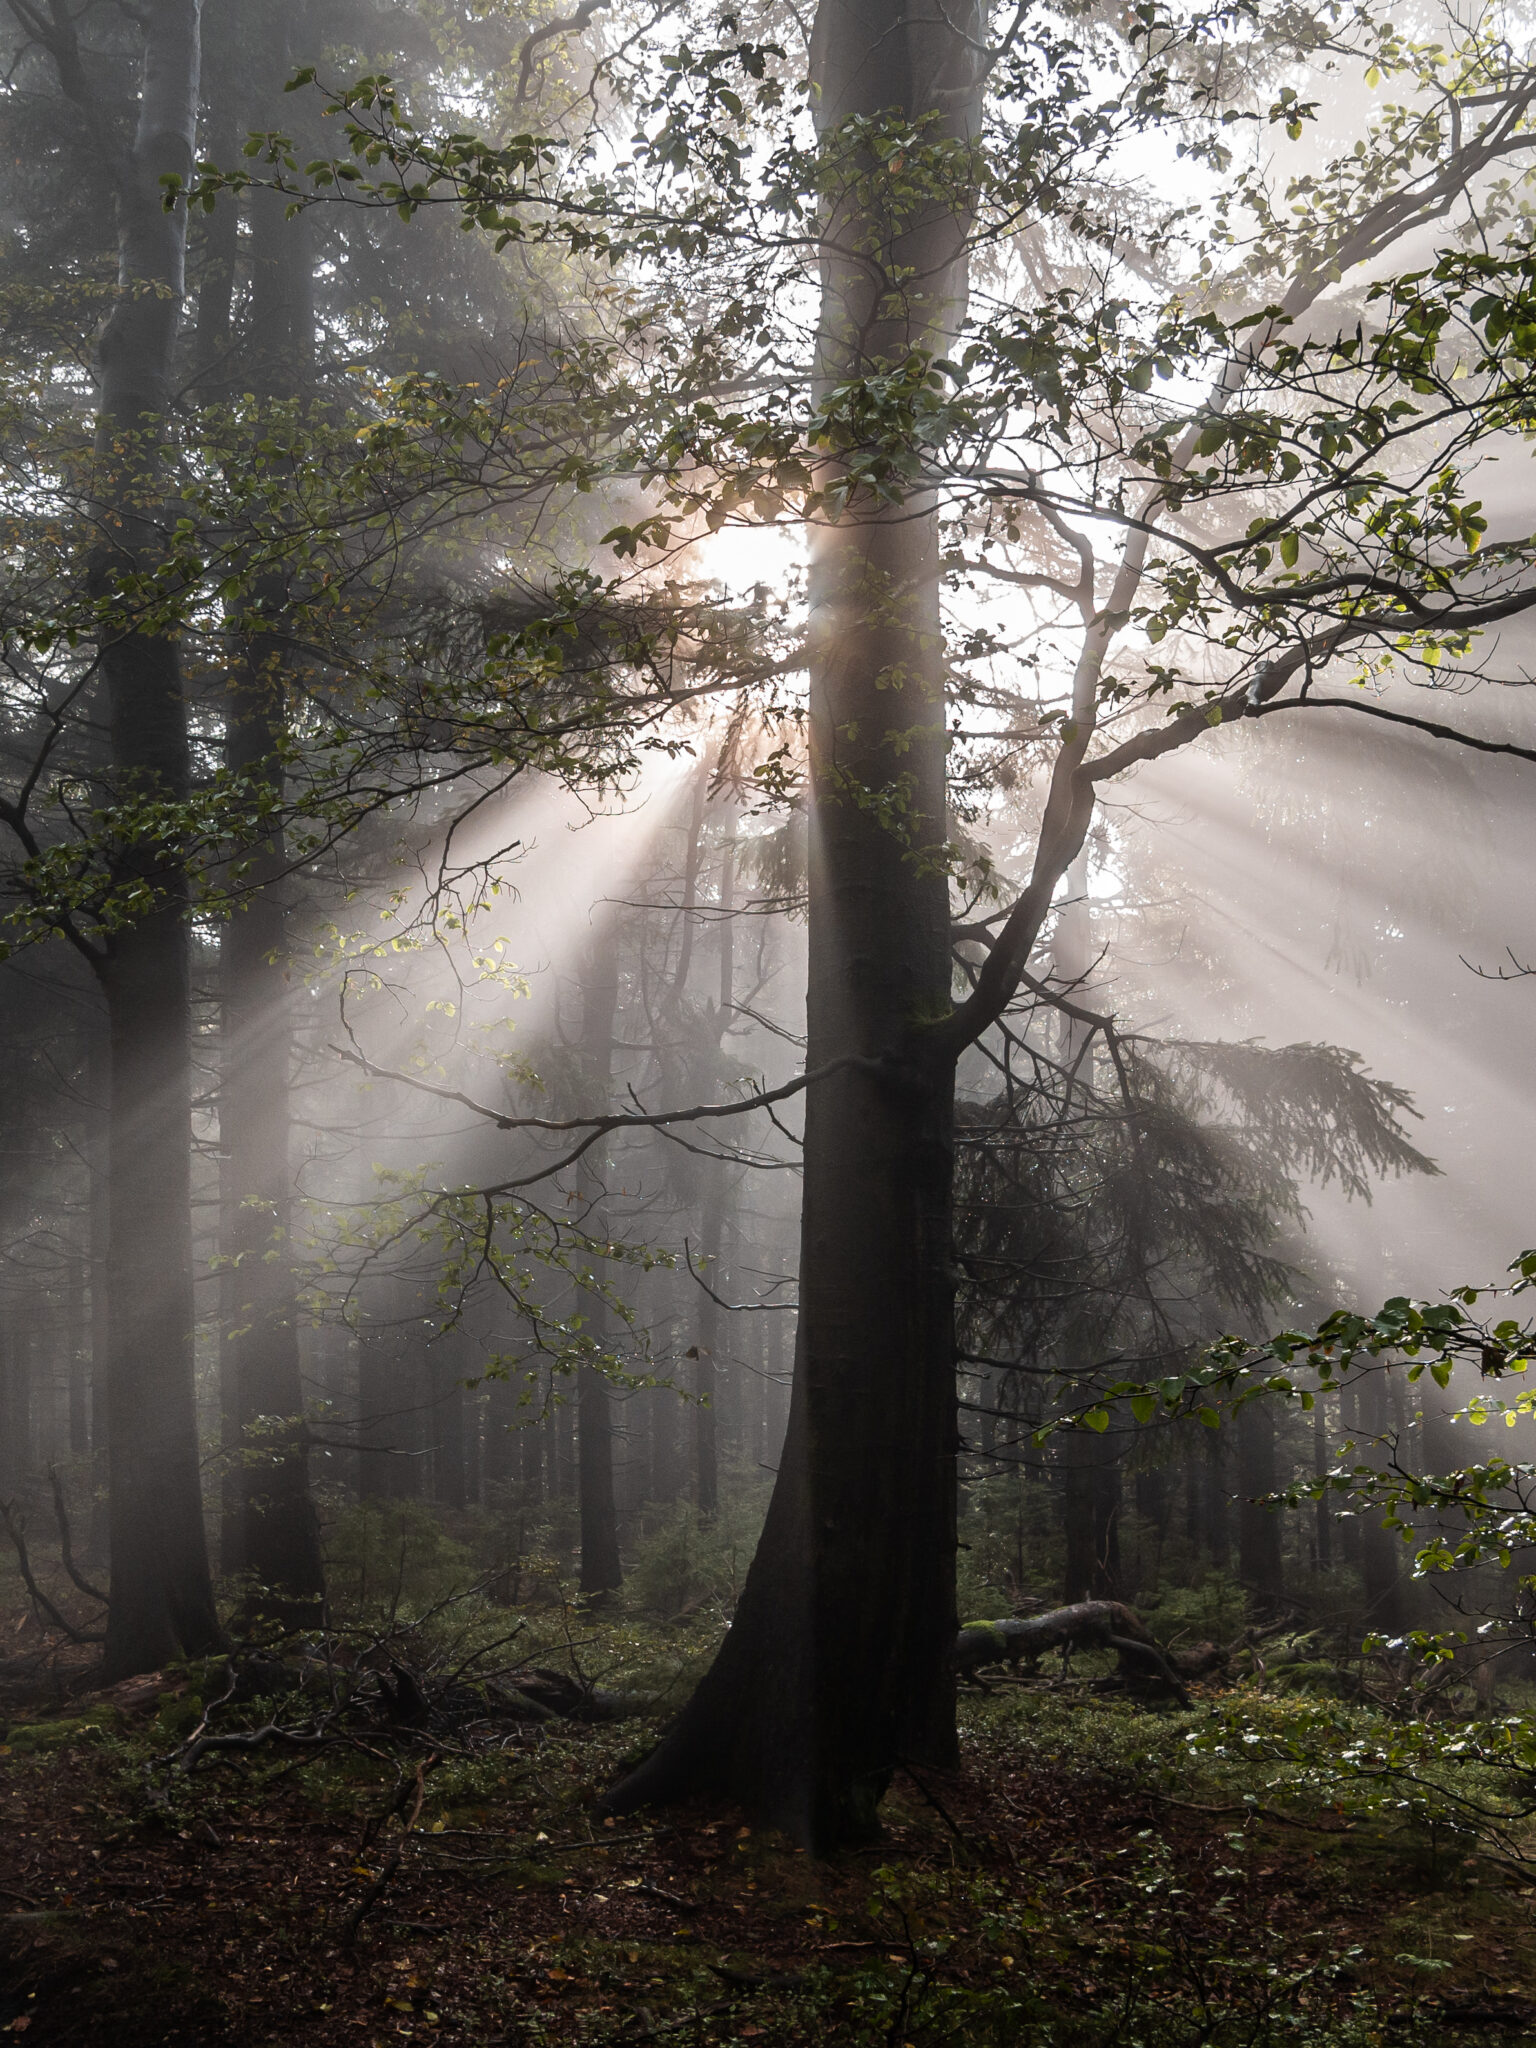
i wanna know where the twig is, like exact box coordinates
[898,1760,971,1859]
[175,1718,336,1772]
[0,1498,101,1644]
[620,2002,734,2043]
[340,1754,434,1949]
[1146,1791,1356,1834]
[48,1468,107,1606]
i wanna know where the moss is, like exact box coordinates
[4,1718,107,1753]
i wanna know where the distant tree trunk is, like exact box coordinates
[465,1389,483,1509]
[67,1257,89,1457]
[576,914,623,1597]
[606,0,979,1845]
[483,1370,515,1493]
[0,1324,23,1495]
[1237,1400,1285,1609]
[519,1387,546,1501]
[688,819,739,1513]
[217,41,323,1624]
[1312,1403,1332,1571]
[1337,1380,1363,1572]
[1357,1369,1405,1632]
[692,1185,722,1517]
[432,1339,468,1513]
[1204,1429,1230,1568]
[357,1281,422,1505]
[553,1387,575,1501]
[90,0,223,1677]
[86,1017,110,1481]
[1062,1430,1123,1602]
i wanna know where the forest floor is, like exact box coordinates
[3,1613,1536,2047]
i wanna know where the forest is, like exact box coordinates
[3,0,1536,2038]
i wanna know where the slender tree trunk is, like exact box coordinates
[576,915,623,1597]
[606,0,980,1845]
[1204,1428,1230,1568]
[519,1385,546,1500]
[85,1015,110,1554]
[1237,1400,1284,1610]
[92,0,223,1677]
[67,1256,89,1457]
[0,1324,22,1495]
[432,1338,468,1513]
[217,54,323,1623]
[1312,1402,1332,1571]
[483,1370,515,1493]
[692,1193,721,1516]
[1357,1370,1405,1632]
[691,826,737,1511]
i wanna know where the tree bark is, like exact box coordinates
[1237,1399,1285,1610]
[92,0,223,1677]
[215,13,324,1625]
[1356,1369,1405,1633]
[576,913,623,1597]
[605,0,980,1845]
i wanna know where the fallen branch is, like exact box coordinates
[956,1602,1193,1706]
[340,1754,434,1948]
[48,1468,107,1606]
[0,1498,102,1644]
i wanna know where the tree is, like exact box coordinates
[1,0,226,1674]
[599,11,1536,1841]
[147,0,1536,1831]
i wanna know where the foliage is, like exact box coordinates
[323,1497,474,1618]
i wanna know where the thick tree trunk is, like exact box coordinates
[605,0,980,1845]
[95,0,223,1678]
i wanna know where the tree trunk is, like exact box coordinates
[1356,1369,1405,1633]
[1062,1429,1123,1603]
[0,1323,24,1496]
[605,0,980,1845]
[576,915,623,1597]
[94,0,223,1679]
[1312,1402,1332,1571]
[217,31,323,1625]
[691,1187,721,1517]
[431,1338,468,1513]
[1237,1399,1285,1610]
[1204,1428,1230,1568]
[66,1256,89,1457]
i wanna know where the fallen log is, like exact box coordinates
[955,1601,1195,1706]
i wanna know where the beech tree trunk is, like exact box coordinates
[605,0,981,1845]
[92,0,223,1678]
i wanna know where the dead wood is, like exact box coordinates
[0,1498,103,1645]
[955,1601,1193,1705]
